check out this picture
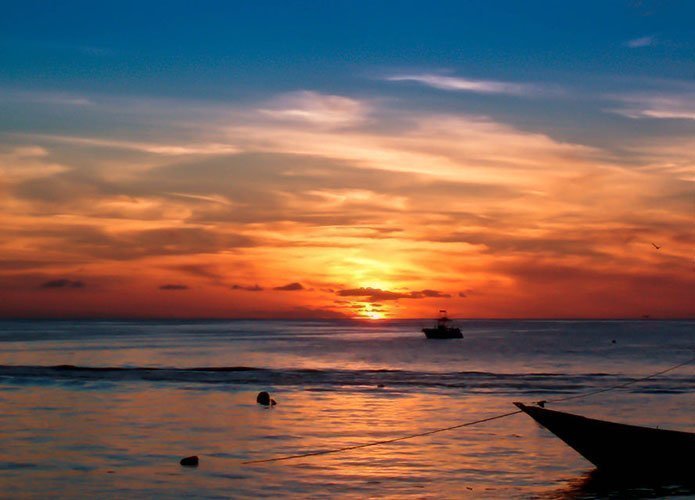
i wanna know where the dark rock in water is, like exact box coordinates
[180,456,199,467]
[257,391,271,406]
[270,398,277,406]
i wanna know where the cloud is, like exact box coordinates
[0,146,69,181]
[231,284,264,291]
[159,283,189,290]
[21,133,239,156]
[259,91,369,127]
[276,306,351,320]
[385,73,537,96]
[11,91,601,212]
[336,287,450,302]
[337,287,405,301]
[419,289,451,298]
[166,192,235,205]
[0,88,94,107]
[2,89,693,319]
[458,291,467,298]
[171,264,224,281]
[273,282,305,291]
[607,92,695,120]
[15,225,256,261]
[40,279,84,289]
[0,260,64,270]
[427,230,606,257]
[225,113,596,186]
[11,40,115,57]
[624,36,655,48]
[623,135,695,182]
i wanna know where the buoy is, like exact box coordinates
[257,391,272,406]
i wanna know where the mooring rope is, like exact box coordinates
[243,353,694,465]
[243,410,522,465]
[542,354,695,405]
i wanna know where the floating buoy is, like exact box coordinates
[257,391,276,406]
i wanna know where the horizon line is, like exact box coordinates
[1,316,692,322]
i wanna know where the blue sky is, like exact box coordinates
[1,1,693,144]
[2,1,693,90]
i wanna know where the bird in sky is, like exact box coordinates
[651,242,661,250]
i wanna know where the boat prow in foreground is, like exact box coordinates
[515,402,695,477]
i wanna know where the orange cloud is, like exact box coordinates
[336,287,451,302]
[159,284,189,290]
[273,282,305,291]
[0,91,692,318]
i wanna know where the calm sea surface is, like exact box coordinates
[0,319,693,498]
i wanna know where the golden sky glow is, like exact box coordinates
[1,88,692,319]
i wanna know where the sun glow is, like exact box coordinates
[364,311,384,320]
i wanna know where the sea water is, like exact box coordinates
[0,319,693,498]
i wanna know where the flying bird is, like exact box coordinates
[651,242,661,250]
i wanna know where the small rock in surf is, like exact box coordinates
[180,455,199,467]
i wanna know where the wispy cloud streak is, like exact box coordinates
[607,92,695,120]
[0,88,93,106]
[259,91,369,127]
[17,134,240,155]
[624,36,656,48]
[385,73,537,96]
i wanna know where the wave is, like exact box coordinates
[0,364,692,395]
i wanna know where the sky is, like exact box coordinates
[0,0,693,319]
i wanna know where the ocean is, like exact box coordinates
[0,319,693,498]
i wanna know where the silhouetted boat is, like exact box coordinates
[422,310,462,339]
[515,402,695,477]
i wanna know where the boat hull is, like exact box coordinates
[515,402,695,477]
[422,328,462,339]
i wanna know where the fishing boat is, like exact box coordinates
[422,310,462,339]
[515,402,695,477]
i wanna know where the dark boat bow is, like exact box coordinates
[515,402,695,477]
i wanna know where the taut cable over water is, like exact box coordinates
[243,353,695,465]
[540,354,695,405]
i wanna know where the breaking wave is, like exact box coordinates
[0,364,692,395]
